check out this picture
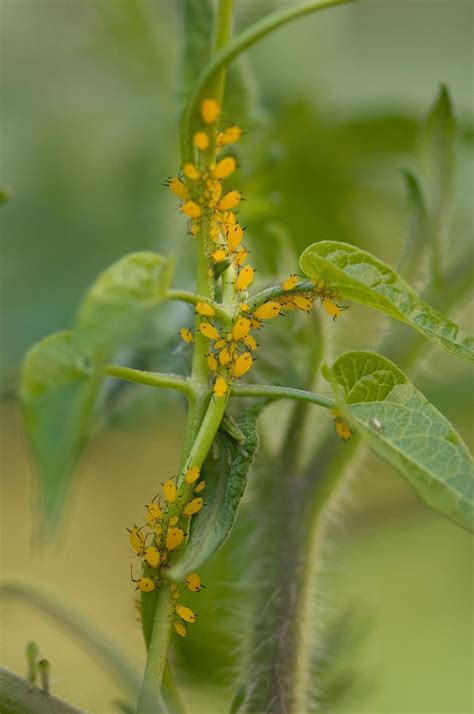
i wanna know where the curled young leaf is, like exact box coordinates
[300,240,474,363]
[326,350,474,532]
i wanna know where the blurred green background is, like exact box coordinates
[1,1,473,713]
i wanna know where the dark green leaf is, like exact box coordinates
[300,241,474,363]
[20,331,100,536]
[75,251,171,358]
[169,411,259,580]
[328,350,474,531]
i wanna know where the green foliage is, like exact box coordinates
[300,241,474,362]
[76,252,172,359]
[20,332,99,534]
[420,84,455,215]
[169,411,259,581]
[327,351,474,531]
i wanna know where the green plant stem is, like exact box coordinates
[181,0,353,162]
[162,665,187,714]
[105,365,193,397]
[0,666,83,714]
[231,382,334,410]
[248,281,314,308]
[166,289,231,326]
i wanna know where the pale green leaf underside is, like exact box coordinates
[20,332,100,535]
[330,351,474,531]
[300,241,474,363]
[169,412,259,580]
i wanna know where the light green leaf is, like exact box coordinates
[169,411,259,580]
[420,84,455,211]
[20,332,100,535]
[328,350,474,532]
[75,252,171,358]
[300,240,474,363]
[397,170,428,278]
[179,0,214,97]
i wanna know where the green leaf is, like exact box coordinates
[169,411,259,580]
[20,331,100,536]
[397,170,428,278]
[75,252,171,358]
[420,84,455,211]
[179,0,214,97]
[300,241,474,363]
[328,350,474,532]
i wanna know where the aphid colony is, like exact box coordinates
[128,465,206,638]
[169,98,346,400]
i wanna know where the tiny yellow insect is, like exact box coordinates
[282,274,298,291]
[254,301,281,320]
[293,295,314,312]
[193,131,210,150]
[218,190,241,211]
[194,481,206,493]
[146,501,162,519]
[165,177,188,201]
[174,622,187,638]
[236,265,254,291]
[128,526,145,554]
[217,125,242,145]
[335,417,352,442]
[185,572,203,593]
[179,327,193,344]
[244,334,257,351]
[163,479,177,504]
[199,322,220,341]
[169,515,179,527]
[200,98,220,124]
[213,156,236,180]
[232,352,253,378]
[212,249,227,263]
[176,604,196,623]
[183,498,204,517]
[183,163,201,180]
[166,527,185,551]
[232,317,251,341]
[196,301,215,317]
[235,249,248,267]
[143,546,161,569]
[185,465,200,484]
[181,200,202,219]
[322,297,342,321]
[219,347,231,366]
[132,574,156,593]
[226,223,244,252]
[207,353,218,374]
[214,376,228,398]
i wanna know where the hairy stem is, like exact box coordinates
[231,382,333,410]
[105,365,193,396]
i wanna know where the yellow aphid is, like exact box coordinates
[193,131,210,150]
[210,182,223,203]
[212,249,227,263]
[143,546,161,569]
[185,572,203,593]
[185,466,200,484]
[213,156,236,180]
[194,481,206,493]
[322,297,342,321]
[170,584,181,600]
[219,347,231,366]
[200,98,220,124]
[218,190,241,211]
[183,163,201,180]
[183,498,204,517]
[146,501,162,519]
[176,604,196,623]
[146,512,156,528]
[232,317,251,341]
[182,200,202,219]
[236,265,254,291]
[254,301,281,320]
[166,177,188,201]
[196,301,215,317]
[217,125,242,145]
[163,479,177,504]
[215,338,227,350]
[335,417,352,442]
[239,302,249,312]
[190,223,198,236]
[283,274,298,291]
[244,334,257,351]
[179,327,193,344]
[226,223,244,252]
[199,322,220,341]
[232,352,253,378]
[166,527,185,551]
[169,515,179,527]
[214,376,228,398]
[293,295,314,312]
[235,249,248,267]
[128,526,145,554]
[153,522,162,537]
[174,622,187,638]
[207,353,218,374]
[280,296,298,311]
[221,210,237,225]
[135,577,156,593]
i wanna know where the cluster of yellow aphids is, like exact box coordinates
[128,465,207,637]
